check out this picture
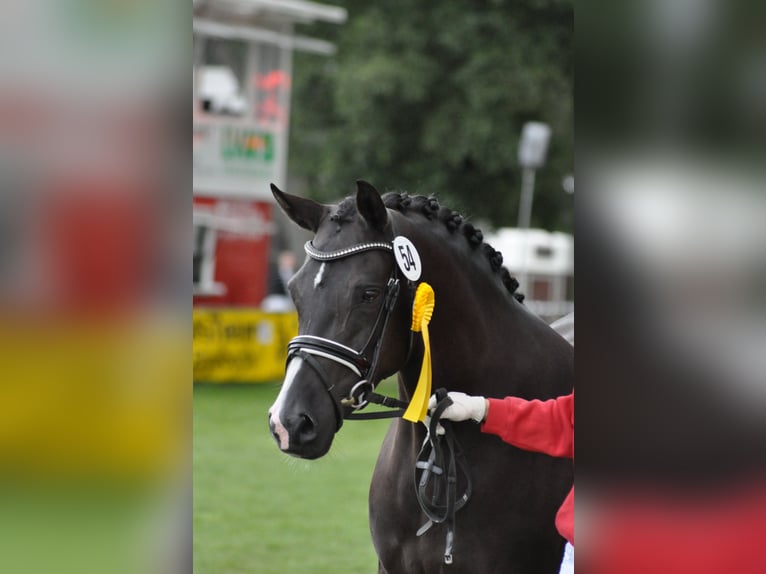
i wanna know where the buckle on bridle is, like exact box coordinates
[383,277,400,311]
[341,379,373,409]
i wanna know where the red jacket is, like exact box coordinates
[481,392,574,545]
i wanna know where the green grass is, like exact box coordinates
[193,382,395,574]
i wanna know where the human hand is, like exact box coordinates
[427,392,488,424]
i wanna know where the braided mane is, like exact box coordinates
[334,192,524,303]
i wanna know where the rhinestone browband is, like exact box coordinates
[304,240,394,261]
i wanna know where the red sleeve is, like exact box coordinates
[481,392,573,459]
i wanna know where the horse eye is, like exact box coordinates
[362,288,380,303]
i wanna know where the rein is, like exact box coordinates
[285,238,471,565]
[415,388,472,565]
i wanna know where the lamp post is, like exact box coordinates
[517,122,551,229]
[562,174,574,194]
[516,122,551,295]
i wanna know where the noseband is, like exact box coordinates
[286,239,409,430]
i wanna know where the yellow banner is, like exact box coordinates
[0,320,187,481]
[193,309,297,383]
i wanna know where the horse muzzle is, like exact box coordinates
[267,357,339,459]
[267,409,324,459]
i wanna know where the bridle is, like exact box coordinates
[284,235,472,566]
[285,239,410,431]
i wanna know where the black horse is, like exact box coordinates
[268,181,573,573]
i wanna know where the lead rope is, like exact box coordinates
[414,388,473,565]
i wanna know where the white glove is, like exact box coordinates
[422,414,445,436]
[427,392,488,424]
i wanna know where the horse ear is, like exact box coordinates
[271,183,326,232]
[356,180,388,231]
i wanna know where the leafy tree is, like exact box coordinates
[290,0,572,232]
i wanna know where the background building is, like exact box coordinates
[192,0,346,381]
[484,228,574,321]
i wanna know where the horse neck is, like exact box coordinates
[393,214,552,400]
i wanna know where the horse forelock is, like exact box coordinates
[329,196,357,225]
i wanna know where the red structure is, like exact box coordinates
[193,196,273,307]
[192,0,346,382]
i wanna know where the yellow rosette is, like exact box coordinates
[403,282,435,423]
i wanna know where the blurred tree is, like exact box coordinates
[290,0,572,232]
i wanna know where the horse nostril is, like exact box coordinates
[267,413,280,442]
[296,413,317,443]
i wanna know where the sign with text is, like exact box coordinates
[193,309,297,383]
[193,119,280,196]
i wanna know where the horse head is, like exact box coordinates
[267,181,412,459]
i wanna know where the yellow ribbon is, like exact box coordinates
[402,282,435,423]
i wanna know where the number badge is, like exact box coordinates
[392,236,422,281]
